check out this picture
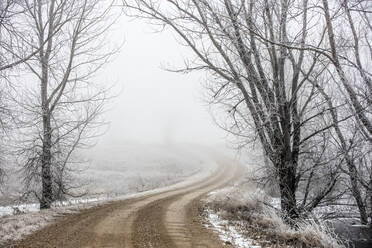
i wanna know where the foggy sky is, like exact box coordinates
[93,16,226,148]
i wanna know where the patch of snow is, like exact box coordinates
[0,154,218,245]
[271,197,281,209]
[204,208,261,248]
[0,197,109,217]
[0,204,92,244]
[351,224,368,227]
[0,203,39,217]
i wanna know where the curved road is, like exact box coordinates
[10,156,243,248]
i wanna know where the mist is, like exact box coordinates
[93,16,226,149]
[2,1,371,246]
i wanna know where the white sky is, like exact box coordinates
[93,16,226,148]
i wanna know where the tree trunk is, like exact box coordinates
[40,112,53,209]
[368,167,372,227]
[347,160,368,224]
[278,151,298,221]
[39,25,53,208]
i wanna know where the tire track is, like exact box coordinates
[132,156,242,248]
[9,155,243,248]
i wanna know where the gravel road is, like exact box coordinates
[8,155,243,248]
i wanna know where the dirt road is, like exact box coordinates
[9,156,242,248]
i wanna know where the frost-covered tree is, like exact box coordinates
[16,0,117,209]
[123,0,372,224]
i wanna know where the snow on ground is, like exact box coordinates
[0,144,219,245]
[0,144,211,212]
[59,144,208,197]
[204,186,346,248]
[0,203,93,243]
[204,188,262,248]
[0,197,107,217]
[204,208,261,248]
[0,144,205,205]
[0,171,213,245]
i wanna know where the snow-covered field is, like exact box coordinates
[0,144,205,209]
[0,143,218,245]
[76,144,206,195]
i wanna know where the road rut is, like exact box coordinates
[9,156,242,248]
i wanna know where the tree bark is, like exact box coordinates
[38,0,54,209]
[278,149,298,221]
[40,113,53,209]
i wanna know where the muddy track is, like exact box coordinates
[8,156,243,248]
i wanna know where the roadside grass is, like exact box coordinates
[203,184,345,248]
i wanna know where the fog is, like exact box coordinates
[0,15,236,207]
[80,15,238,200]
[93,16,226,149]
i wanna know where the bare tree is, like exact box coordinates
[316,0,372,225]
[14,0,118,209]
[122,0,346,221]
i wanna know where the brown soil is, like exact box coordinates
[7,156,243,248]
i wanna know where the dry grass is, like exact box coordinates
[204,185,345,248]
